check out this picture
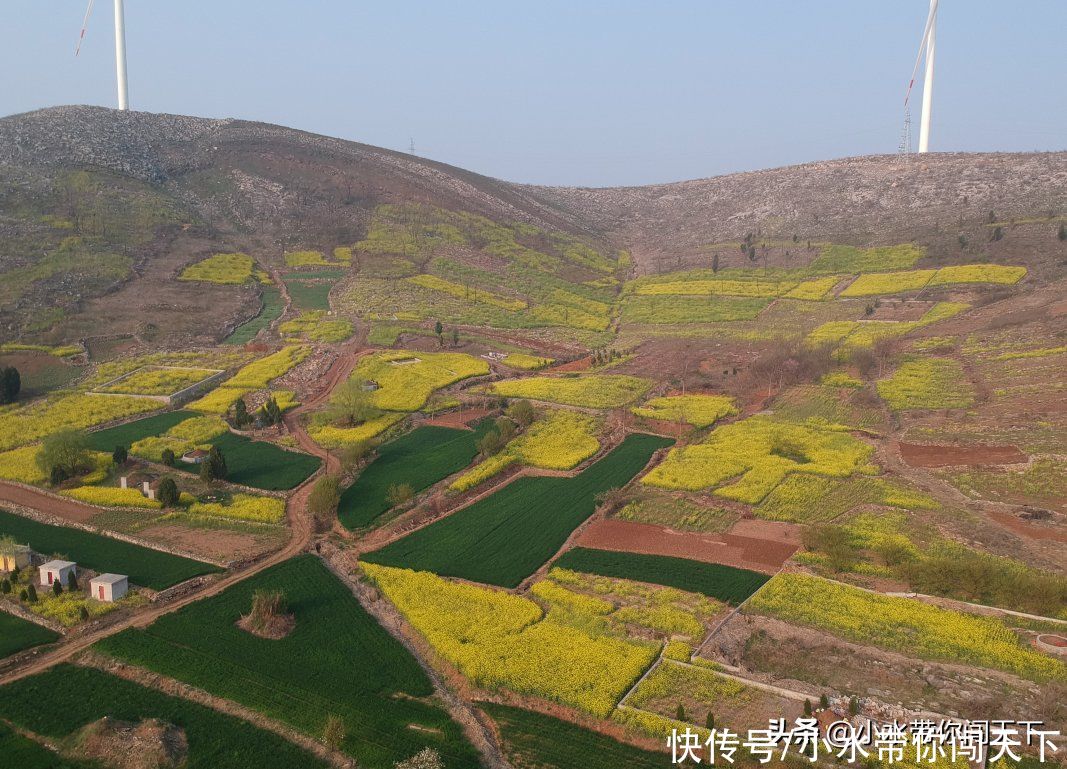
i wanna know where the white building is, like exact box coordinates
[90,573,129,602]
[39,559,76,588]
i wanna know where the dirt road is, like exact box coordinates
[0,481,100,524]
[0,338,369,687]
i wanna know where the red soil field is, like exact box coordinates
[987,511,1067,544]
[422,408,493,430]
[898,442,1028,468]
[574,519,799,575]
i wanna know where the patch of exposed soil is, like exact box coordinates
[987,511,1067,544]
[550,356,592,372]
[421,408,493,430]
[573,519,797,574]
[72,717,187,769]
[237,612,295,640]
[710,613,1066,728]
[898,441,1028,467]
[137,523,273,562]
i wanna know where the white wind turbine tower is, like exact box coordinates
[76,0,130,110]
[904,0,939,153]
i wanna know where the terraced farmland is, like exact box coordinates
[96,555,480,769]
[0,510,219,589]
[338,422,492,529]
[552,548,770,604]
[363,433,673,587]
[0,611,60,659]
[0,665,327,769]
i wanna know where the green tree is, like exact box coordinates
[79,605,90,621]
[819,693,829,710]
[233,398,252,427]
[309,475,341,530]
[339,440,371,471]
[1059,223,1066,241]
[675,704,686,721]
[52,579,62,597]
[321,379,381,426]
[199,446,228,482]
[450,327,460,347]
[36,429,91,480]
[26,584,37,603]
[157,477,180,508]
[991,226,1004,242]
[161,448,176,467]
[804,699,813,717]
[66,570,78,591]
[848,696,859,716]
[705,711,715,730]
[261,396,283,426]
[0,366,20,405]
[506,399,536,427]
[1,579,10,595]
[434,320,443,345]
[112,445,128,466]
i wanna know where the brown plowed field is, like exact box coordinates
[423,408,492,430]
[898,442,1028,467]
[988,511,1067,544]
[574,519,798,575]
[0,481,99,523]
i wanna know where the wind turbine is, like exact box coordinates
[76,0,129,110]
[904,0,939,153]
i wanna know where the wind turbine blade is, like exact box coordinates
[75,0,96,56]
[904,0,939,106]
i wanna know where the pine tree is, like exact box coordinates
[705,712,715,730]
[819,693,829,709]
[112,445,128,465]
[52,579,62,597]
[26,584,37,603]
[1,578,10,594]
[66,571,78,591]
[675,704,686,721]
[804,699,813,717]
[161,448,176,466]
[157,477,180,507]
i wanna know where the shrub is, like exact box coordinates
[247,589,288,633]
[386,482,414,506]
[157,477,180,508]
[161,448,176,466]
[322,714,346,750]
[309,475,341,530]
[0,366,20,405]
[112,445,128,465]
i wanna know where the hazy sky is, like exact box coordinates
[3,1,1065,186]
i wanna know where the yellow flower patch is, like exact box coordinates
[407,274,527,312]
[487,374,651,408]
[643,415,876,502]
[186,493,285,524]
[306,412,405,449]
[631,394,736,428]
[365,564,659,717]
[353,350,489,412]
[179,253,262,284]
[62,486,162,509]
[501,353,554,370]
[0,394,160,452]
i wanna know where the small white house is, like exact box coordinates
[39,560,76,589]
[90,573,129,602]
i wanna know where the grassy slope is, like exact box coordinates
[96,555,480,769]
[0,510,218,590]
[0,722,94,769]
[363,433,673,588]
[552,547,769,605]
[0,665,326,769]
[339,422,492,529]
[0,610,61,659]
[482,703,665,769]
[224,286,285,344]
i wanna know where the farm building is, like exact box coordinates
[0,542,32,572]
[39,559,76,588]
[90,573,129,602]
[181,449,210,465]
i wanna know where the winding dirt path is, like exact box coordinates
[0,337,369,688]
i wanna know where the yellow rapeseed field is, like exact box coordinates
[487,374,651,408]
[0,394,161,452]
[631,394,736,428]
[501,353,554,370]
[407,274,527,311]
[186,493,285,524]
[748,573,1065,681]
[96,366,217,396]
[179,253,268,284]
[62,486,162,509]
[877,358,975,411]
[364,564,659,716]
[353,350,490,411]
[187,346,310,413]
[131,416,228,461]
[642,415,876,502]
